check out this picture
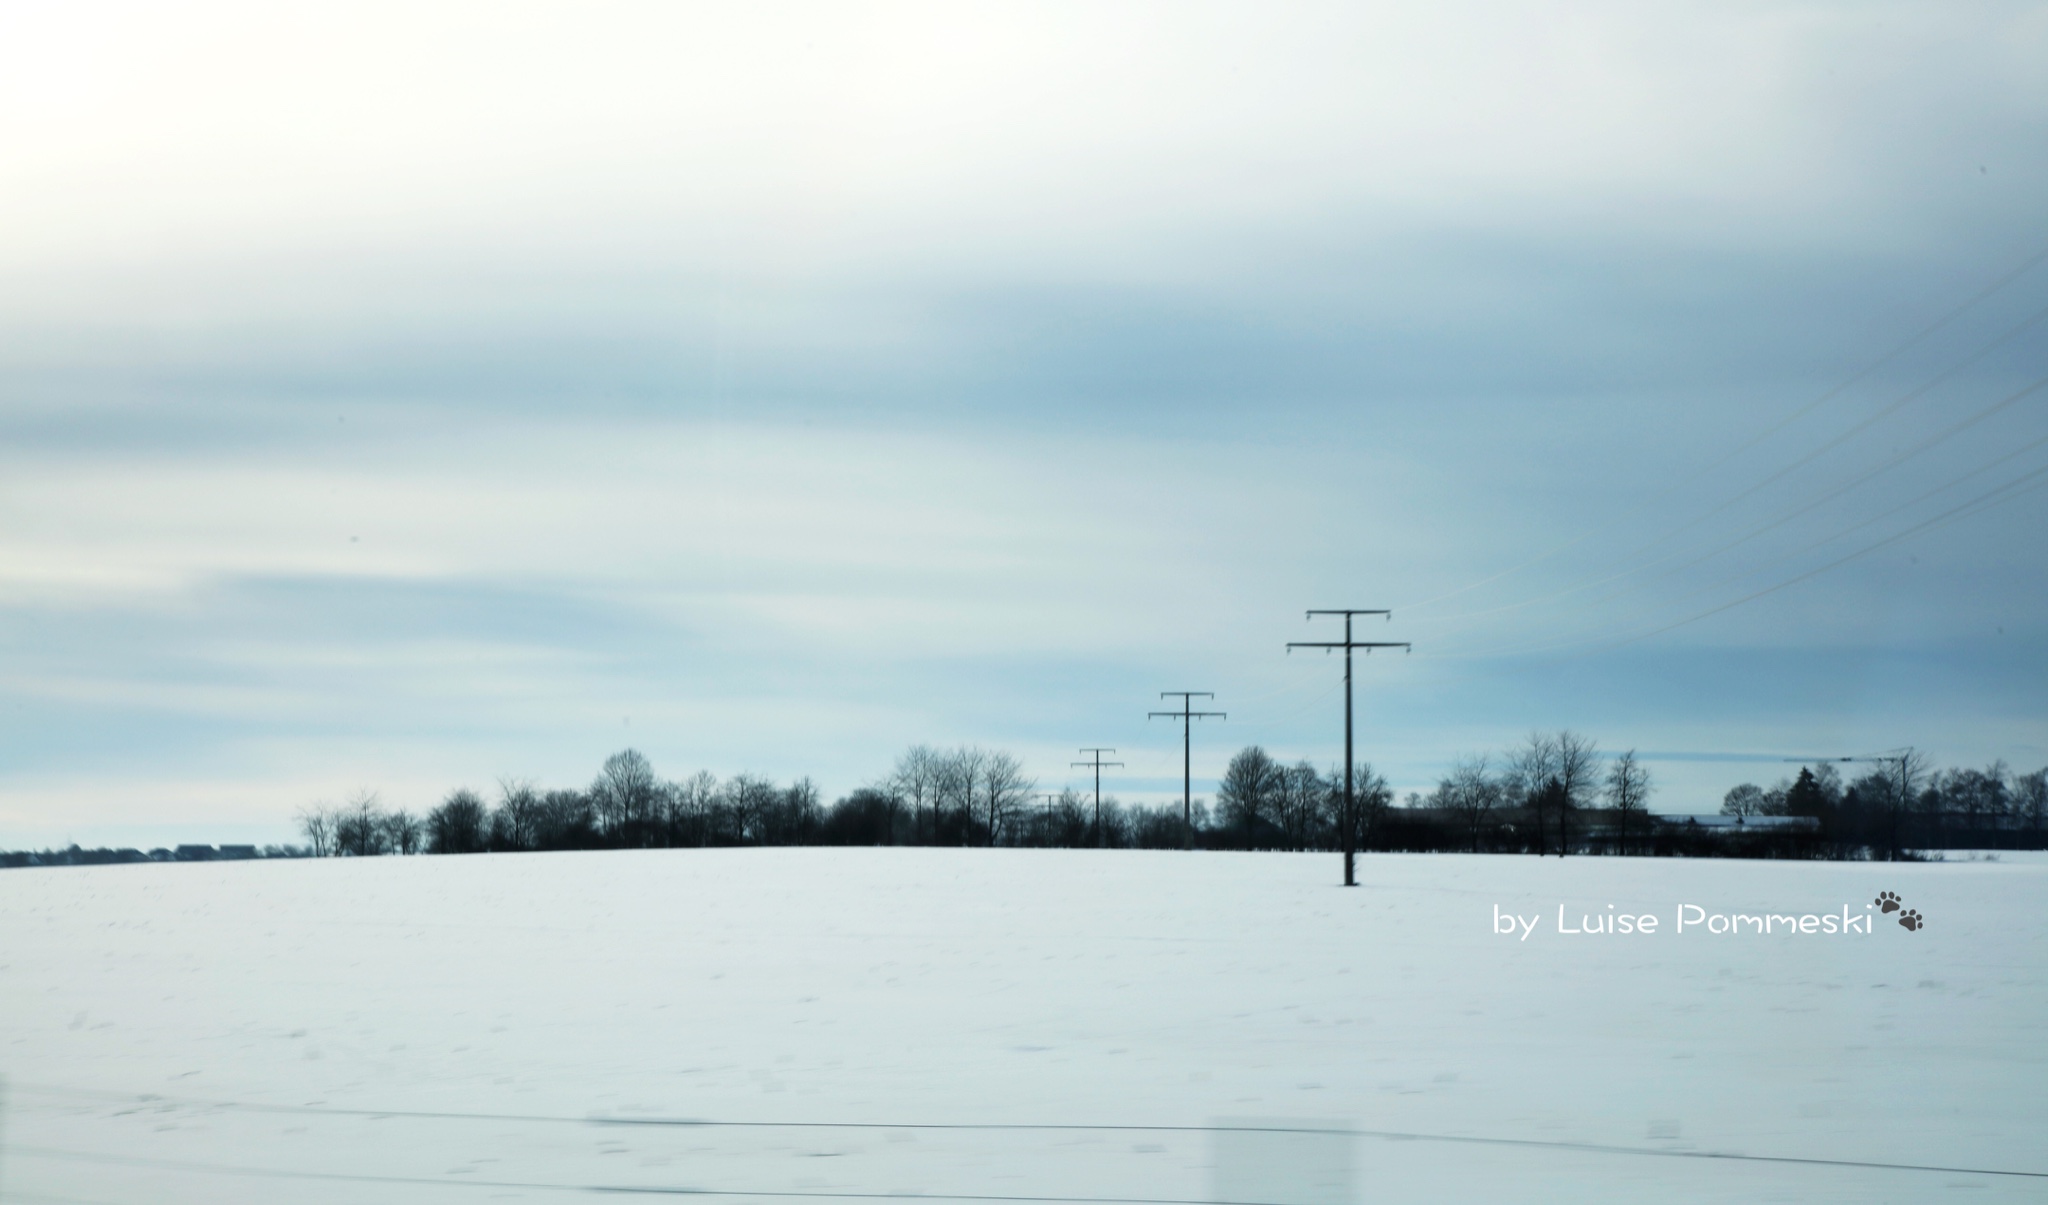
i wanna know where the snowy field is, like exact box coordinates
[1,848,2042,1204]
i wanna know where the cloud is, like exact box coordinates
[0,2,2043,841]
[6,3,2043,395]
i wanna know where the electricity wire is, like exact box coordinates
[1421,367,2048,661]
[1561,377,2048,618]
[1410,300,2048,630]
[1442,457,2048,663]
[1393,241,2048,614]
[1432,374,2043,635]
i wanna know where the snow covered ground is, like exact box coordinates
[1,848,2042,1204]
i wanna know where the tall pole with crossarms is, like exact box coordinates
[1289,610,1409,886]
[1149,693,1224,850]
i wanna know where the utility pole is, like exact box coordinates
[1289,610,1409,887]
[1072,748,1123,849]
[1149,693,1224,850]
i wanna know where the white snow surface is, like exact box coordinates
[0,848,2042,1204]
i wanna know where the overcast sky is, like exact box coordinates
[3,1,2045,846]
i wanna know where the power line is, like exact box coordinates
[1603,460,2048,653]
[1408,293,2048,634]
[1575,297,2048,582]
[1451,456,2048,663]
[1430,404,2048,665]
[1070,748,1123,849]
[1287,611,1409,887]
[1214,677,1344,743]
[1547,372,2048,627]
[1395,240,2048,614]
[1147,694,1223,851]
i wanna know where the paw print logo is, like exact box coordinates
[1875,891,1903,913]
[1899,909,1924,932]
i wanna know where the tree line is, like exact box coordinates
[286,736,2048,860]
[1218,733,2047,859]
[295,746,1210,856]
[1717,753,2048,859]
[1215,730,1646,855]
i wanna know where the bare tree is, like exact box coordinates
[2019,767,2048,845]
[763,777,822,843]
[540,788,595,848]
[1217,746,1281,847]
[334,788,388,856]
[865,782,904,846]
[296,805,334,857]
[1350,762,1391,851]
[1444,755,1502,853]
[1722,783,1767,815]
[1511,732,1560,855]
[494,777,544,851]
[592,749,661,845]
[1552,731,1600,856]
[1047,786,1090,847]
[936,747,987,845]
[976,751,1034,846]
[1511,731,1598,855]
[428,788,489,854]
[1880,748,1931,862]
[1810,762,1844,808]
[668,771,719,847]
[723,773,780,844]
[1274,761,1327,850]
[1985,760,2015,837]
[1604,750,1652,855]
[383,809,423,855]
[889,746,943,843]
[1935,762,2008,843]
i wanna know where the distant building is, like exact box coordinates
[173,844,217,861]
[216,845,260,860]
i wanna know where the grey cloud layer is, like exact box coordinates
[1,2,2044,841]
